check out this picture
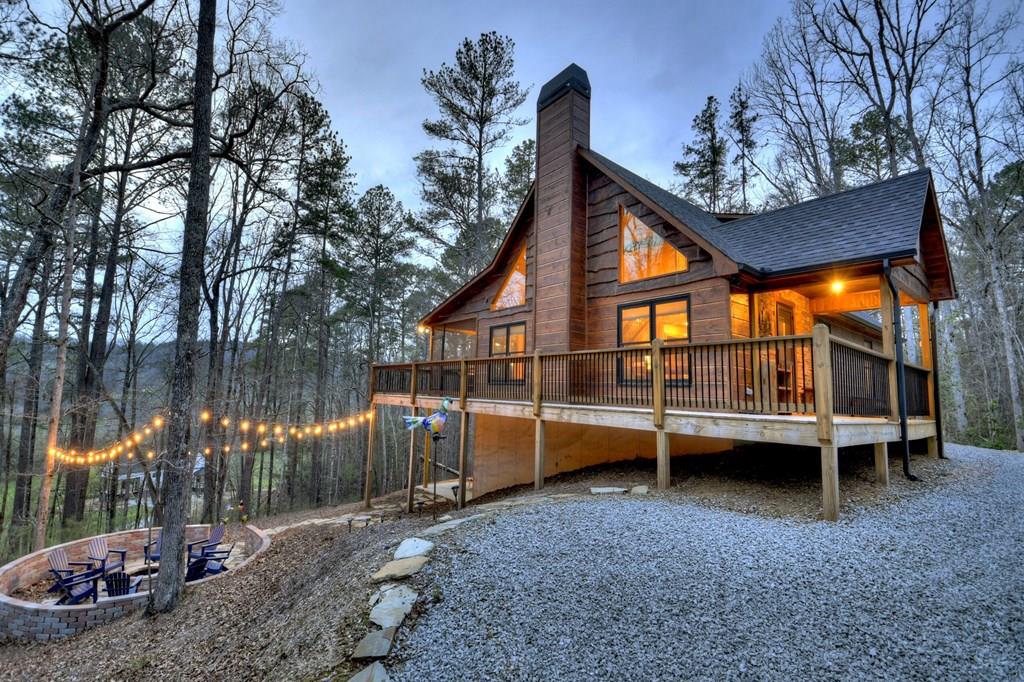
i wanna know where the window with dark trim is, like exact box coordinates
[488,322,526,384]
[616,295,691,385]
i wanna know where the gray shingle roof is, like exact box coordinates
[714,169,932,275]
[585,149,933,277]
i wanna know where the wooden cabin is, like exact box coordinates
[366,64,955,520]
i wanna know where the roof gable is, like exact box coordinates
[422,184,535,324]
[715,169,933,276]
[579,148,735,269]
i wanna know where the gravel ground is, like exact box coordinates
[392,445,1024,681]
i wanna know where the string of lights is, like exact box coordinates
[49,408,375,468]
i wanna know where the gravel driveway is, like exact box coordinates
[392,445,1024,680]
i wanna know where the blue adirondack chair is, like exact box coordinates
[47,549,102,605]
[187,524,225,559]
[88,537,127,575]
[185,543,233,582]
[103,572,143,597]
[143,529,163,563]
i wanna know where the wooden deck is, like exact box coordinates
[367,324,940,521]
[376,392,936,448]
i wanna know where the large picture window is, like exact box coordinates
[492,246,527,310]
[617,296,690,384]
[488,322,526,384]
[619,206,688,283]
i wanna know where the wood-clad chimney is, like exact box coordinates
[534,64,590,352]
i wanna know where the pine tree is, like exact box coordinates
[727,85,758,212]
[674,96,731,212]
[499,138,535,221]
[416,32,529,287]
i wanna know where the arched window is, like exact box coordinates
[619,206,688,283]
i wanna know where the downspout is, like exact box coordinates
[883,259,918,481]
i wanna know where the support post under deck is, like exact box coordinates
[656,429,670,490]
[534,419,545,490]
[406,407,417,514]
[874,442,889,486]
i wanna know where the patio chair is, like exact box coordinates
[184,544,234,582]
[103,571,143,597]
[143,529,163,563]
[46,550,101,605]
[187,524,225,559]
[45,547,95,593]
[87,536,127,575]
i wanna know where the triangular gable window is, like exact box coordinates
[619,206,688,283]
[492,245,527,310]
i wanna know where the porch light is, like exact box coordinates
[417,325,429,334]
[830,279,845,294]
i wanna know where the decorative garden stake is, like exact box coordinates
[403,398,451,442]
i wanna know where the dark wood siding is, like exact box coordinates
[585,170,731,349]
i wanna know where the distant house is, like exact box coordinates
[368,65,954,521]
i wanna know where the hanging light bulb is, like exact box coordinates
[200,410,212,423]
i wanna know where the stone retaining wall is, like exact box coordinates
[0,524,270,642]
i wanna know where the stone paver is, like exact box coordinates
[589,486,627,495]
[352,627,397,659]
[349,662,391,682]
[393,538,433,560]
[630,485,649,495]
[371,556,429,582]
[369,585,418,628]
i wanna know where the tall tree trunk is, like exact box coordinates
[12,255,53,525]
[988,254,1024,451]
[152,0,217,613]
[65,123,136,522]
[33,196,79,551]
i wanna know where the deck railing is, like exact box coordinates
[904,364,931,417]
[830,338,891,417]
[369,326,933,422]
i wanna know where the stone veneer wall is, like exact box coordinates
[0,523,270,642]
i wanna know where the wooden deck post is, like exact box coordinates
[918,302,937,417]
[811,324,834,445]
[656,429,670,490]
[929,302,945,458]
[459,359,468,411]
[879,278,899,421]
[532,350,542,417]
[918,303,940,458]
[652,339,670,490]
[534,418,545,490]
[812,324,838,521]
[422,430,432,488]
[457,411,469,508]
[873,442,889,486]
[409,363,418,406]
[406,407,417,513]
[363,404,377,509]
[652,339,665,428]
